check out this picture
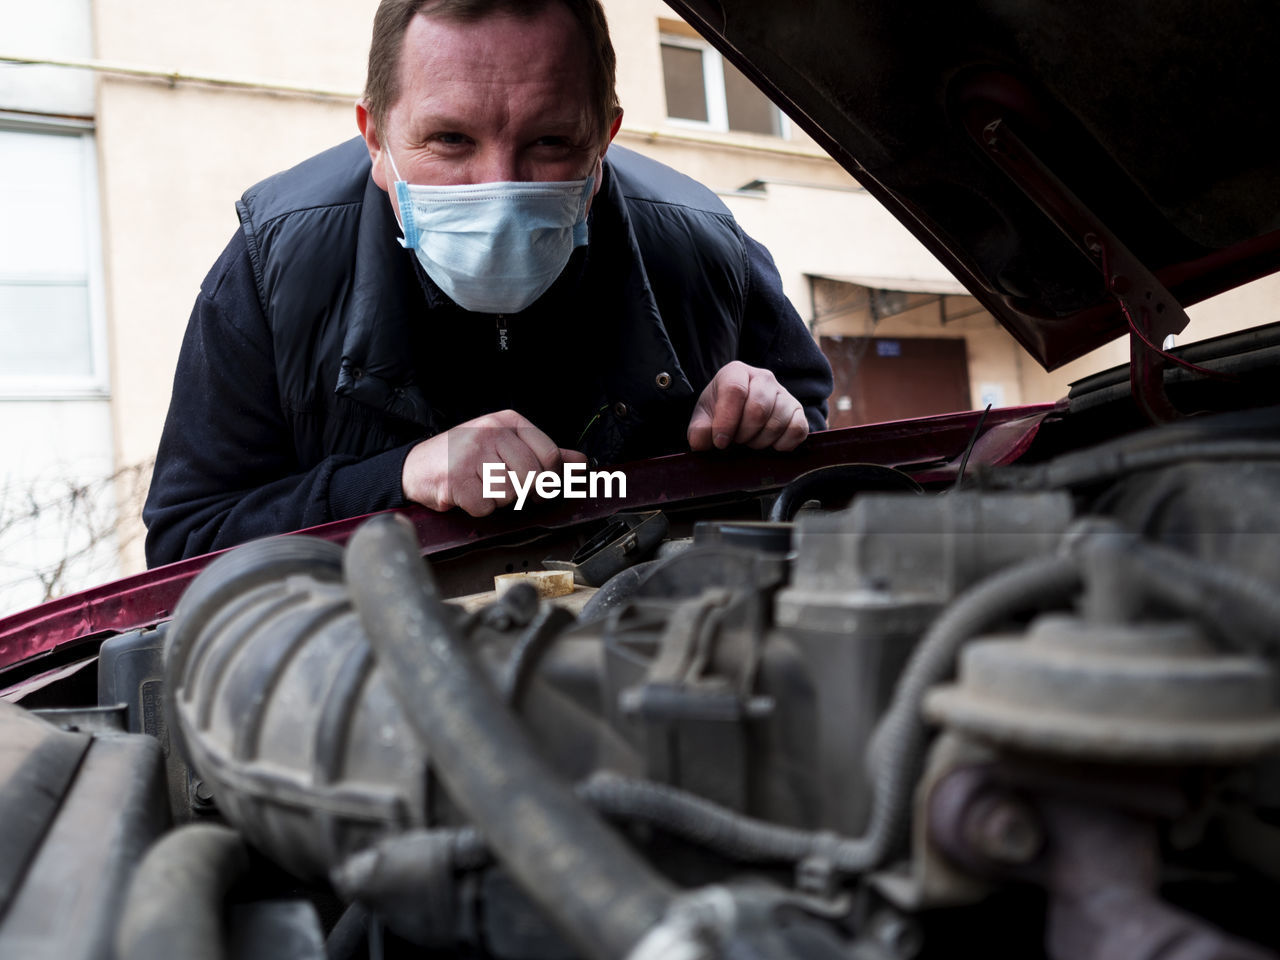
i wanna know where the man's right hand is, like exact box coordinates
[401,410,586,517]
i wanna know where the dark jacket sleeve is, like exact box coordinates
[735,232,832,431]
[142,232,410,568]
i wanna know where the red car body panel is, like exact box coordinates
[0,404,1055,676]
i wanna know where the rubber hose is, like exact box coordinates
[768,463,922,522]
[578,560,661,622]
[859,553,1083,870]
[115,824,249,960]
[1011,439,1280,491]
[338,774,858,889]
[1081,533,1280,656]
[343,515,674,960]
[581,772,855,865]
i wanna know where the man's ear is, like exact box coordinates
[357,100,389,192]
[591,109,624,198]
[604,109,623,152]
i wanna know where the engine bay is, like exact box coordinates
[4,405,1280,960]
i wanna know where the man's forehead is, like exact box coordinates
[396,5,592,94]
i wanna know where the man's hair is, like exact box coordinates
[364,0,620,146]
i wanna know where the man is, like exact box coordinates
[143,0,832,567]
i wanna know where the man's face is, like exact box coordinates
[359,4,615,209]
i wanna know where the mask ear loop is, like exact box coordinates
[384,144,419,249]
[573,175,594,246]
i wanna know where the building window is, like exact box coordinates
[659,32,788,138]
[0,120,107,398]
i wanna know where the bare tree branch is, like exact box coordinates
[0,459,154,610]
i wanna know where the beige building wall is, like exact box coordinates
[721,180,966,325]
[92,0,380,572]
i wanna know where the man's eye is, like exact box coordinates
[433,133,471,146]
[534,136,571,148]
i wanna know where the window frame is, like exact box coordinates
[658,33,791,139]
[0,112,110,401]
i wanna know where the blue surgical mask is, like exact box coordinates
[386,148,593,314]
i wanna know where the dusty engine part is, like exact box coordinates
[165,536,428,881]
[775,490,1075,632]
[97,623,212,821]
[926,765,1279,960]
[164,527,862,956]
[117,823,327,960]
[116,824,250,960]
[925,615,1280,762]
[771,491,1073,833]
[157,461,1280,960]
[162,532,804,880]
[984,407,1280,495]
[907,499,1280,959]
[692,520,793,555]
[0,701,169,960]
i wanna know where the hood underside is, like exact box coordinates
[664,0,1280,369]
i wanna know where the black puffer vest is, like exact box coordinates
[235,137,749,465]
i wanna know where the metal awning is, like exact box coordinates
[811,273,971,296]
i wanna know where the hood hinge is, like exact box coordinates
[979,118,1188,423]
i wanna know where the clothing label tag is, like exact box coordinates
[496,316,509,352]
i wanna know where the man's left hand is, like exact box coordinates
[687,361,809,452]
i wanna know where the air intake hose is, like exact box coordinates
[344,514,674,960]
[165,520,675,960]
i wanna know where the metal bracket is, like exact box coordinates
[979,118,1189,422]
[543,510,669,586]
[617,591,772,810]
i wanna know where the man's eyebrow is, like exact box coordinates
[403,105,594,142]
[407,114,474,136]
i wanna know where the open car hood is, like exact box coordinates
[664,0,1280,370]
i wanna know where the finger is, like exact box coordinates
[454,447,515,514]
[709,366,751,450]
[687,384,716,451]
[494,432,543,489]
[734,381,779,446]
[773,406,810,452]
[687,408,714,451]
[451,467,498,516]
[423,426,485,511]
[454,432,536,514]
[458,491,498,518]
[483,409,557,469]
[439,418,490,505]
[560,448,589,463]
[744,393,787,449]
[513,419,562,472]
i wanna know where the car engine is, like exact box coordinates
[5,406,1280,960]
